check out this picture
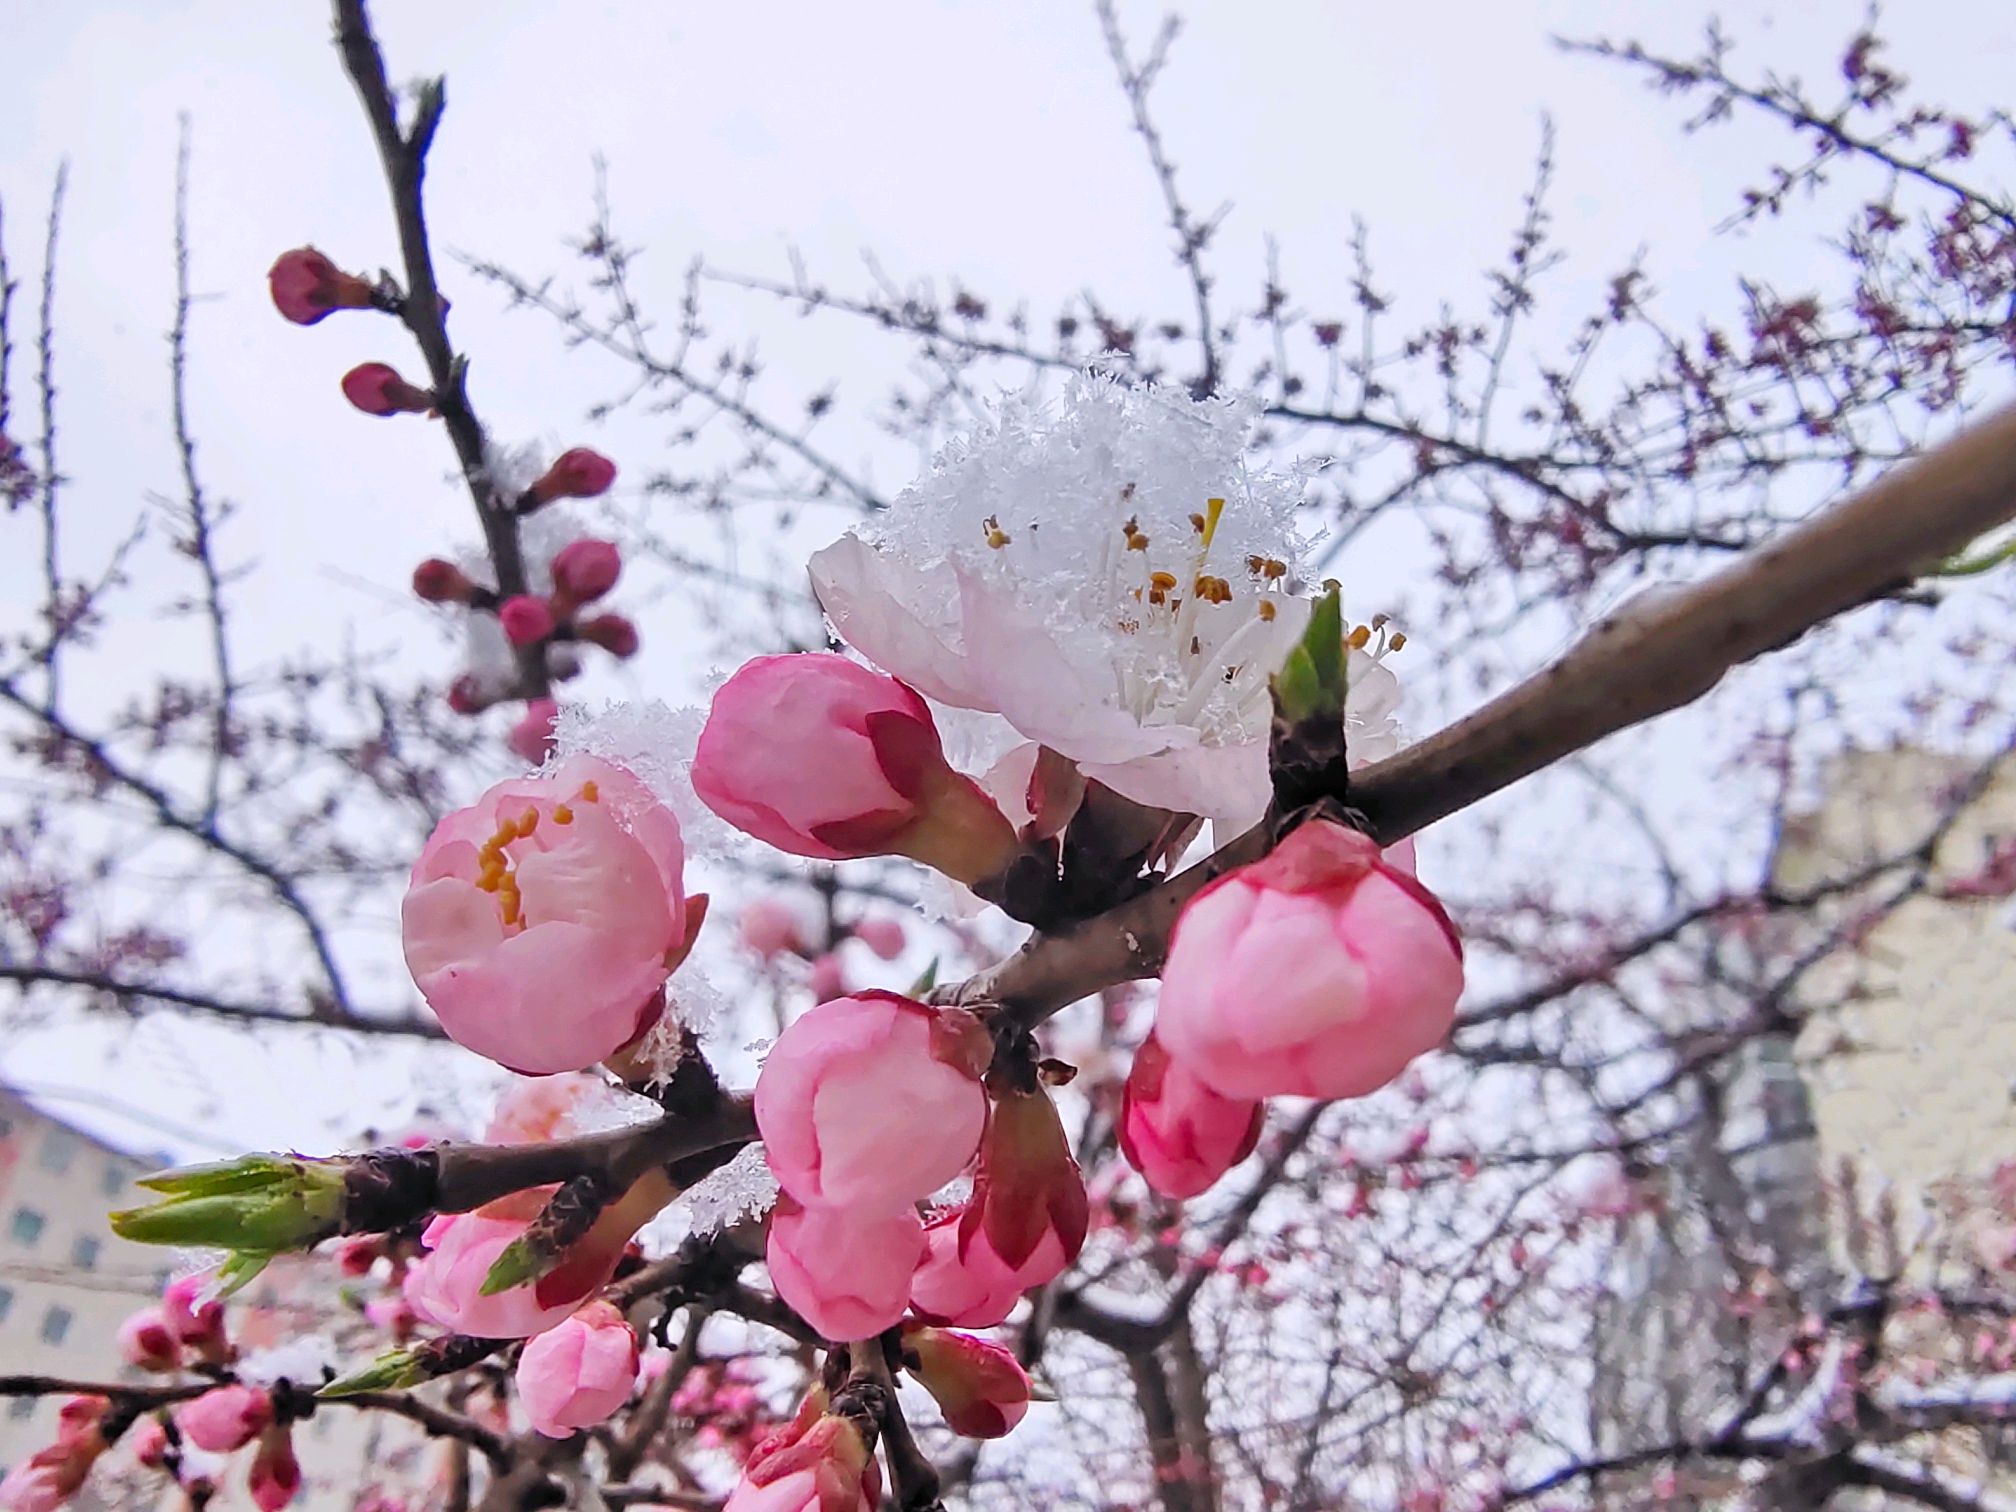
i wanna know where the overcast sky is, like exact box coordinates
[2,0,2011,1158]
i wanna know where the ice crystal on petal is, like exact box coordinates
[553,699,736,859]
[810,375,1329,827]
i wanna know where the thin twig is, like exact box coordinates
[169,120,238,825]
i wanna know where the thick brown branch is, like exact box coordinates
[958,402,2016,1023]
[1348,402,2016,842]
[425,1096,755,1218]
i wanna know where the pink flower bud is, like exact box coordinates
[766,1194,923,1342]
[529,449,618,507]
[1155,820,1463,1101]
[446,675,488,716]
[909,1208,1064,1329]
[176,1386,273,1454]
[0,1417,103,1512]
[267,247,375,326]
[333,1234,382,1277]
[412,558,476,604]
[364,1295,419,1342]
[127,1417,170,1470]
[694,655,1017,881]
[340,362,434,417]
[498,595,556,647]
[967,1082,1087,1275]
[805,951,847,1002]
[739,893,809,959]
[576,613,639,659]
[248,1426,301,1512]
[162,1273,229,1361]
[505,697,560,768]
[754,992,990,1211]
[904,1326,1033,1438]
[116,1307,182,1372]
[725,1412,880,1512]
[852,916,907,961]
[402,756,687,1074]
[404,1210,617,1340]
[53,1399,105,1448]
[515,1300,640,1438]
[1118,1033,1265,1200]
[550,539,622,602]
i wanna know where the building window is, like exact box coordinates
[70,1235,100,1271]
[101,1162,127,1198]
[37,1127,77,1175]
[40,1305,72,1345]
[9,1207,45,1245]
[0,1284,12,1323]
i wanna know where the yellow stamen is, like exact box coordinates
[983,515,1010,549]
[1189,512,1207,534]
[1347,624,1372,650]
[1388,631,1407,651]
[578,780,600,804]
[1201,497,1225,549]
[1258,600,1277,622]
[552,804,574,825]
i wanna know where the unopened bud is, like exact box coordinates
[341,362,434,418]
[576,613,639,659]
[527,448,617,508]
[498,595,556,647]
[111,1154,349,1254]
[412,558,476,604]
[506,697,559,767]
[268,247,376,326]
[248,1424,302,1512]
[550,539,622,602]
[446,675,489,716]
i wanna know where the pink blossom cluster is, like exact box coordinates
[36,1275,303,1511]
[1119,820,1464,1200]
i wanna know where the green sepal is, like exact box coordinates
[319,1346,423,1398]
[1270,585,1345,727]
[478,1235,540,1297]
[111,1154,347,1253]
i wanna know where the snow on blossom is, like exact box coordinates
[810,375,1390,829]
[638,1142,780,1254]
[235,1336,339,1389]
[552,698,738,860]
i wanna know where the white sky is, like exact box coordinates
[2,0,2012,1157]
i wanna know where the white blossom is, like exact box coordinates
[811,375,1402,829]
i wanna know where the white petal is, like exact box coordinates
[809,535,985,708]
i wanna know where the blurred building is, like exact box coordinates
[0,1085,428,1509]
[1592,746,2016,1508]
[0,1085,171,1473]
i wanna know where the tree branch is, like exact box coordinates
[330,0,545,698]
[953,401,2016,1022]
